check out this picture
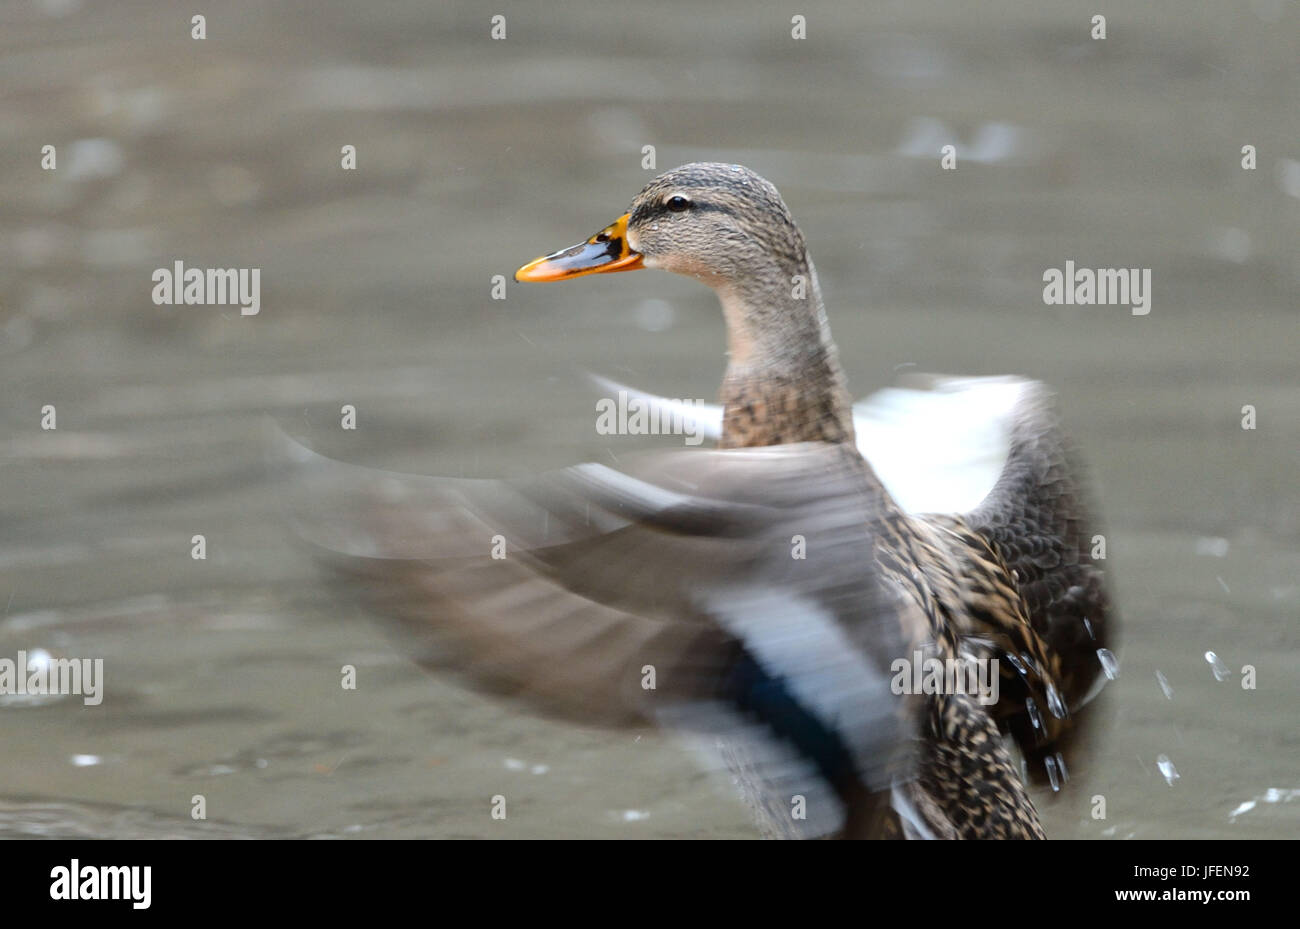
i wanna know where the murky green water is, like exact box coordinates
[1,0,1296,838]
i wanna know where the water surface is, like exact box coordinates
[1,0,1296,838]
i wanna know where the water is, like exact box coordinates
[1204,651,1233,683]
[1155,670,1174,701]
[1,0,1296,839]
[1157,755,1181,787]
[1097,648,1120,681]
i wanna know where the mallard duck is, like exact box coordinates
[280,162,1115,839]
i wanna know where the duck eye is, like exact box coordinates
[665,195,691,213]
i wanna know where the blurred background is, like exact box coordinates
[0,0,1296,838]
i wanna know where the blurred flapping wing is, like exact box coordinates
[272,429,926,837]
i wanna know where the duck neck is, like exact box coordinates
[714,256,857,449]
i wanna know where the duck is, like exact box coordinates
[279,162,1115,839]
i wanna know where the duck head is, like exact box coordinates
[516,163,806,284]
[517,164,826,357]
[516,162,854,447]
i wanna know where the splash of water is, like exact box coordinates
[1155,670,1174,700]
[1156,754,1179,785]
[1045,683,1067,719]
[1025,696,1043,733]
[1097,648,1120,680]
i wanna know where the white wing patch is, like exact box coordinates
[588,373,1030,515]
[852,375,1030,514]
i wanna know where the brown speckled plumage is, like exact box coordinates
[718,357,856,448]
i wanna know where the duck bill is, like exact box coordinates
[514,213,644,282]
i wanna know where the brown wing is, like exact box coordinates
[966,382,1115,783]
[270,428,930,838]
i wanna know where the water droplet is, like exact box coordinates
[70,754,102,767]
[1082,617,1095,640]
[1025,696,1043,733]
[1204,651,1231,681]
[1156,754,1179,785]
[1155,670,1174,700]
[1045,684,1068,719]
[1228,800,1256,820]
[1044,755,1061,792]
[1097,648,1120,679]
[620,809,650,822]
[1005,653,1028,676]
[1054,752,1069,785]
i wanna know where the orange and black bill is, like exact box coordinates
[515,213,643,282]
